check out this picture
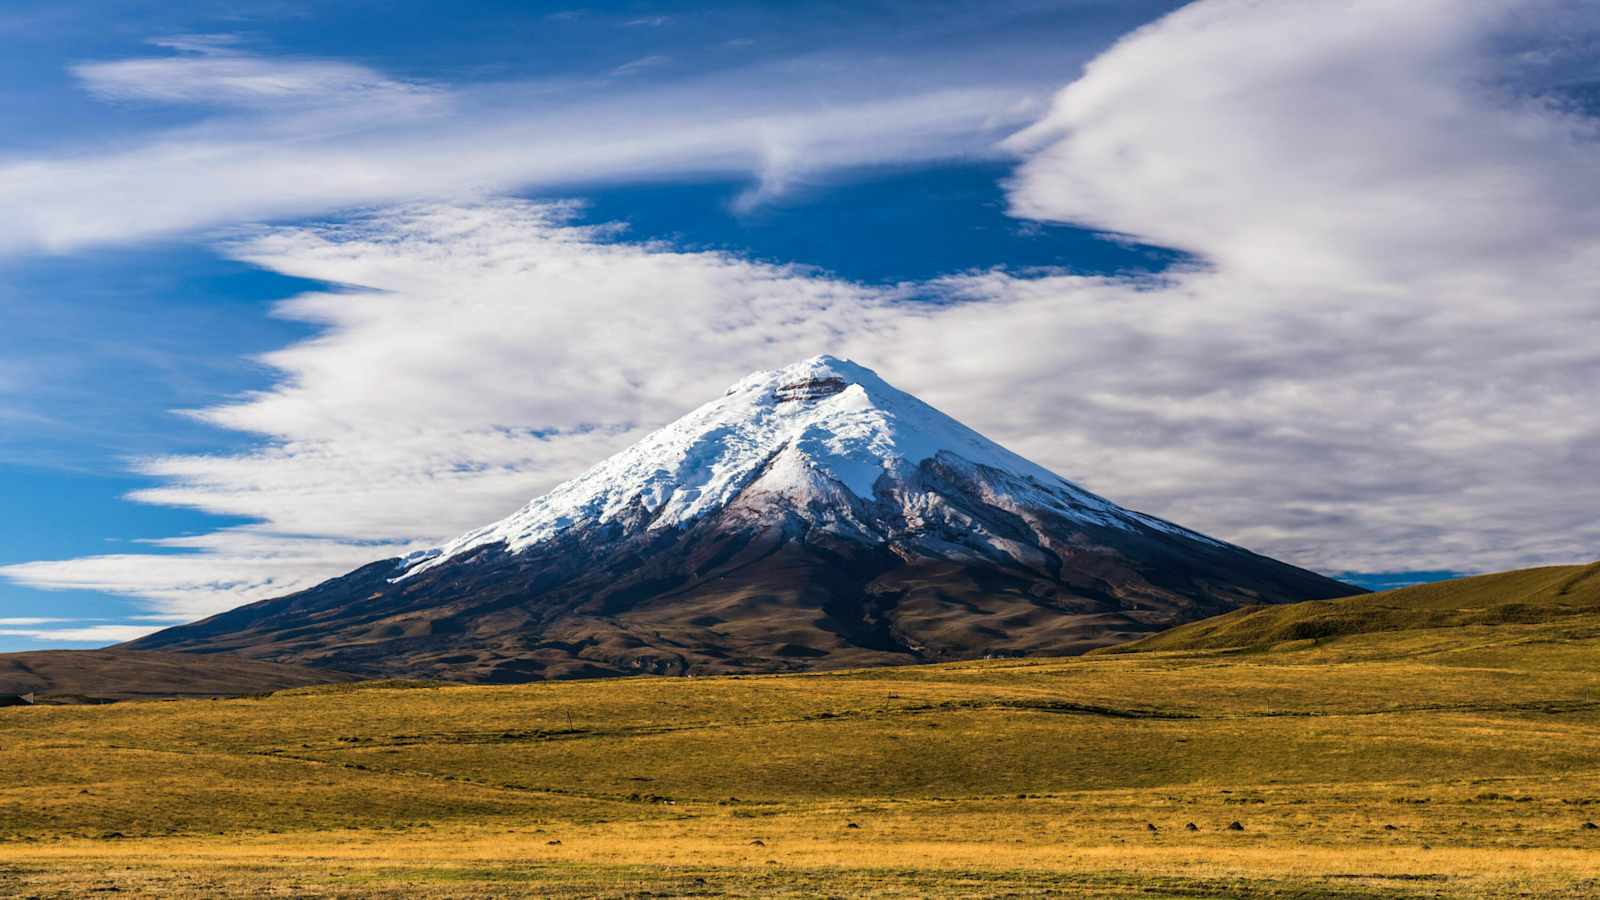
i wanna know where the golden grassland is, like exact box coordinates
[4,578,1600,896]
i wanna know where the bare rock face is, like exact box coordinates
[773,375,849,402]
[126,356,1358,681]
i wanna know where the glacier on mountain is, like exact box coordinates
[400,355,1220,579]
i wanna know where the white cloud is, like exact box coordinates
[74,54,440,110]
[146,34,244,56]
[609,54,671,77]
[966,0,1600,570]
[0,41,1051,253]
[0,624,164,643]
[2,530,398,621]
[1003,0,1600,286]
[3,0,1598,626]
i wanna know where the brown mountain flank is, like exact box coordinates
[0,649,354,702]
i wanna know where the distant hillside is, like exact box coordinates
[0,650,353,702]
[1102,562,1600,654]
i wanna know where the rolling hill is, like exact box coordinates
[0,649,354,702]
[1101,562,1600,654]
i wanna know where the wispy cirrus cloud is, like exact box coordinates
[4,530,394,621]
[74,41,442,111]
[0,20,1088,253]
[0,80,1037,252]
[0,623,164,643]
[609,54,671,77]
[145,33,243,55]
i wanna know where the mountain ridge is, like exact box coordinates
[1100,562,1600,655]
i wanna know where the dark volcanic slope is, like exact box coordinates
[126,356,1359,681]
[0,649,354,701]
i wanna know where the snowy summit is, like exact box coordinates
[402,355,1215,578]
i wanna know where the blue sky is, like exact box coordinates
[0,245,313,646]
[3,0,1598,650]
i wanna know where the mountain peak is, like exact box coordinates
[406,356,1231,577]
[402,355,1168,578]
[735,352,862,384]
[726,355,897,410]
[130,356,1360,681]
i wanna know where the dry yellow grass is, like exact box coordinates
[3,819,1598,898]
[3,602,1600,896]
[1108,562,1600,653]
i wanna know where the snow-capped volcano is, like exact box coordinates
[128,357,1358,682]
[402,355,1216,578]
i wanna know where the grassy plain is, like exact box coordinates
[4,570,1600,896]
